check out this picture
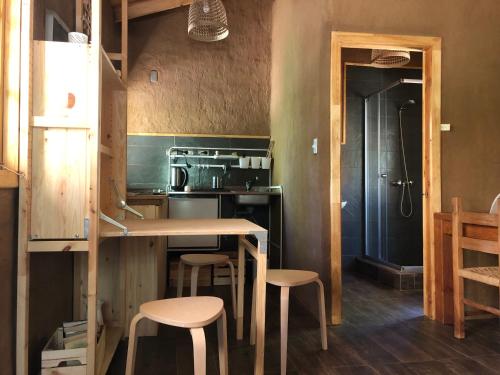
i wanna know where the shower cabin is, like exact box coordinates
[342,62,423,286]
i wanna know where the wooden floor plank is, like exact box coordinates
[107,273,500,374]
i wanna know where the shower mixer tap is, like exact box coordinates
[391,180,413,187]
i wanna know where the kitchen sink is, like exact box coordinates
[234,191,270,205]
[235,194,270,205]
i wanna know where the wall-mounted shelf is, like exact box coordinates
[101,47,126,92]
[170,163,268,170]
[167,146,268,160]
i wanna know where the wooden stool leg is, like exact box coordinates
[177,260,185,297]
[315,279,328,350]
[191,266,200,297]
[250,278,256,346]
[227,260,237,320]
[280,286,290,375]
[125,312,145,375]
[190,328,207,375]
[217,309,229,375]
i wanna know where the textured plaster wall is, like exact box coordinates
[127,0,273,136]
[271,0,500,317]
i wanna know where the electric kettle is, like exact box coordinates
[170,166,188,191]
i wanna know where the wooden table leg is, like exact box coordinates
[254,241,267,375]
[237,235,246,340]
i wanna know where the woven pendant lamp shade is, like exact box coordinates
[371,49,411,68]
[188,0,229,42]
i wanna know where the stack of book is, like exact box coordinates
[62,320,88,349]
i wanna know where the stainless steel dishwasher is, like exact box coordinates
[167,196,219,250]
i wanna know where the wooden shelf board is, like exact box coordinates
[33,116,90,129]
[101,47,126,91]
[97,326,123,375]
[100,218,267,238]
[28,240,88,252]
[107,52,122,61]
[100,144,113,157]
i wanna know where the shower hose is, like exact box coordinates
[398,108,413,218]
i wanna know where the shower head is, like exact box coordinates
[399,99,416,111]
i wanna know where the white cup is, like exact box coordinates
[184,185,192,192]
[251,157,261,169]
[239,157,250,169]
[261,157,272,169]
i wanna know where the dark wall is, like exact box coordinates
[127,135,270,190]
[0,189,18,375]
[342,66,423,268]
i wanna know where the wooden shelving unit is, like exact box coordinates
[16,1,129,375]
[97,326,123,375]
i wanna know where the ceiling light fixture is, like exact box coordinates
[188,0,229,42]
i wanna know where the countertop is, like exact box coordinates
[127,186,282,198]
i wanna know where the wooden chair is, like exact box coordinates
[250,269,328,375]
[177,253,237,319]
[125,296,228,375]
[452,197,500,339]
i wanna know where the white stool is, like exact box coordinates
[177,253,237,319]
[125,296,228,375]
[251,269,328,375]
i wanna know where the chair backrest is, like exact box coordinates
[452,197,500,268]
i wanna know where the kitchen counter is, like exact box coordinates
[128,186,282,198]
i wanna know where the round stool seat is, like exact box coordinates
[140,297,224,329]
[181,253,229,266]
[266,269,319,287]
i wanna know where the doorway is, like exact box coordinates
[330,32,442,324]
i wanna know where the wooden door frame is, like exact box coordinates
[330,32,442,324]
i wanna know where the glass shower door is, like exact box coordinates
[364,95,388,262]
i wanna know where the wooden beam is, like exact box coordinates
[88,0,102,372]
[114,0,192,22]
[107,52,122,61]
[121,0,128,82]
[16,0,33,372]
[2,0,20,188]
[76,0,83,32]
[330,34,343,325]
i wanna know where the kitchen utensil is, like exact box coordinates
[170,166,188,191]
[251,157,261,169]
[239,156,250,169]
[212,176,223,189]
[261,157,272,169]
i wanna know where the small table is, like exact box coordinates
[434,212,498,324]
[100,218,268,375]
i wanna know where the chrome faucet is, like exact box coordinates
[245,176,259,191]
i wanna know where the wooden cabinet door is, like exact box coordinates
[30,128,88,239]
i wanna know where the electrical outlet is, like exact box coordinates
[312,138,318,154]
[440,123,451,131]
[150,70,158,83]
